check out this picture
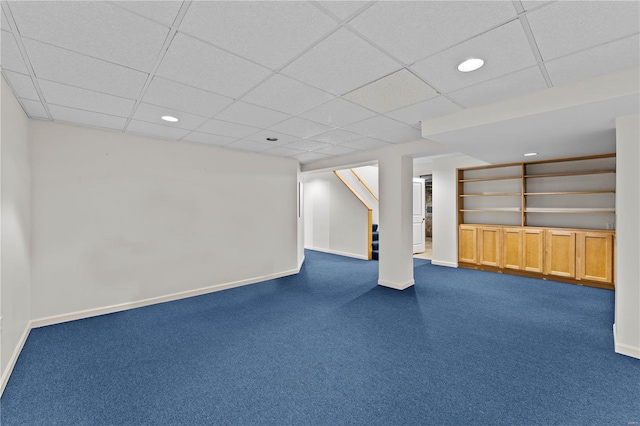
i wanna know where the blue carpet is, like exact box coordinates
[1,250,639,425]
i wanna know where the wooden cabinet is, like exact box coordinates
[544,230,576,278]
[523,229,544,273]
[502,228,544,272]
[478,227,501,267]
[503,228,523,270]
[576,231,613,283]
[459,225,477,264]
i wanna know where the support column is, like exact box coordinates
[614,114,640,359]
[377,154,414,290]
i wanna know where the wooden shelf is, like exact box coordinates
[461,209,521,213]
[525,190,615,195]
[459,176,522,183]
[525,208,615,214]
[459,193,521,197]
[524,169,615,179]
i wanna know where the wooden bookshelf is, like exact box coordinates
[457,153,616,289]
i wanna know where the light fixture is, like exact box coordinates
[524,152,538,157]
[161,115,179,122]
[457,58,485,73]
[266,137,278,142]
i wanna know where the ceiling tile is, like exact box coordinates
[521,1,553,11]
[110,1,182,27]
[313,145,357,156]
[373,125,423,144]
[282,28,400,95]
[263,146,306,157]
[182,132,236,147]
[50,105,127,131]
[299,97,376,127]
[526,1,640,61]
[156,33,271,99]
[411,20,537,93]
[127,119,191,140]
[143,77,233,118]
[546,34,640,87]
[39,79,135,117]
[10,1,169,72]
[23,38,147,99]
[313,129,362,144]
[344,68,438,113]
[448,66,548,109]
[348,1,517,64]
[269,117,332,139]
[1,30,28,73]
[317,1,368,20]
[342,115,406,137]
[342,137,391,151]
[241,74,334,115]
[20,98,48,119]
[215,101,291,129]
[3,70,38,100]
[386,96,462,127]
[292,151,331,164]
[226,139,272,153]
[197,119,260,139]
[180,2,336,70]
[1,9,11,31]
[133,103,209,131]
[284,139,332,152]
[244,130,299,146]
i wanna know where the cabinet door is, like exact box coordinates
[459,225,478,264]
[502,228,522,270]
[576,232,613,283]
[478,227,501,267]
[523,229,544,273]
[544,230,575,278]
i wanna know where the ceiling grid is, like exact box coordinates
[0,0,637,164]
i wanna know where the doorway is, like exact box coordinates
[414,175,432,260]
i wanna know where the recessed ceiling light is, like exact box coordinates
[457,58,485,73]
[524,152,538,157]
[161,115,179,122]
[266,137,278,142]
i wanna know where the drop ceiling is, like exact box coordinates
[1,1,638,164]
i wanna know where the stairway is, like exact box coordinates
[372,224,379,260]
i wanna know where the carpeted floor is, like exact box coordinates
[1,250,638,425]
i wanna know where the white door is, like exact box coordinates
[413,178,425,253]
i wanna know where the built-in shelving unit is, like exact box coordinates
[457,153,616,290]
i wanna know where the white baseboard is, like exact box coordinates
[32,266,303,329]
[378,279,415,290]
[298,254,305,270]
[430,260,458,268]
[613,324,640,359]
[0,322,32,398]
[304,246,369,260]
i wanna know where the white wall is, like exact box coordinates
[351,165,378,198]
[304,171,369,259]
[1,77,31,384]
[30,121,300,321]
[431,155,487,267]
[614,114,640,358]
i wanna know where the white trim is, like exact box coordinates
[298,254,305,270]
[32,266,302,329]
[378,279,415,290]
[304,246,369,260]
[0,322,31,397]
[430,260,458,268]
[613,324,640,359]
